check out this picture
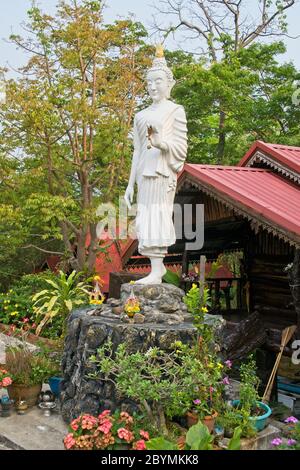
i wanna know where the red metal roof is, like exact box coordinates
[179,164,300,245]
[238,140,300,175]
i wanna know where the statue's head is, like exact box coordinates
[146,45,175,102]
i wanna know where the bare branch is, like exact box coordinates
[22,244,65,255]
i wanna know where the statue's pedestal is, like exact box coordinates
[60,284,197,422]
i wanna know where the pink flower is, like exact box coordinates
[271,438,283,447]
[284,416,298,424]
[22,317,29,323]
[133,439,146,450]
[193,399,201,405]
[98,419,113,435]
[225,360,232,369]
[140,430,149,441]
[98,410,111,420]
[70,422,79,431]
[64,433,76,450]
[288,439,297,446]
[81,415,98,430]
[222,376,230,385]
[2,377,12,387]
[117,428,134,443]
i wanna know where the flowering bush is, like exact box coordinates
[64,411,150,450]
[0,367,13,388]
[271,417,300,450]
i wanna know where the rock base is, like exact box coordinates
[60,308,196,422]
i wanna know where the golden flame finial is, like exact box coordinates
[155,44,164,58]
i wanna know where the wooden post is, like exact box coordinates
[199,255,206,299]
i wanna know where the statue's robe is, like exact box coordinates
[133,100,187,255]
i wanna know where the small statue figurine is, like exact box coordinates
[124,45,188,284]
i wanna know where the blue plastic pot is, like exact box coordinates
[231,400,272,432]
[48,376,63,398]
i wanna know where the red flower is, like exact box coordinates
[117,428,134,443]
[140,430,149,441]
[133,439,146,450]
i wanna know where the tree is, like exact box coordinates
[170,42,300,164]
[0,0,152,275]
[153,0,298,162]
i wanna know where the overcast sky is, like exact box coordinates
[0,0,300,76]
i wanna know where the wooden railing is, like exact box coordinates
[181,277,245,312]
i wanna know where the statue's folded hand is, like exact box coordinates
[146,122,167,151]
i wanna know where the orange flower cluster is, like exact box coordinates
[64,410,150,451]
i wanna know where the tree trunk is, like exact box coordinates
[216,109,226,164]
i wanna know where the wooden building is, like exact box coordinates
[174,141,300,352]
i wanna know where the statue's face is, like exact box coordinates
[146,70,170,103]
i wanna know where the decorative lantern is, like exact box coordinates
[89,275,105,305]
[123,281,141,320]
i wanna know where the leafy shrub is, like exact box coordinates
[5,345,60,386]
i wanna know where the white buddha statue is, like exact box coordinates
[124,45,188,284]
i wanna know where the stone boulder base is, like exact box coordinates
[60,309,196,423]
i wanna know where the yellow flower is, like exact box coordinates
[217,363,223,369]
[129,280,136,285]
[93,275,103,284]
[10,311,18,316]
[192,283,198,289]
[4,306,8,310]
[15,304,19,308]
[201,307,208,313]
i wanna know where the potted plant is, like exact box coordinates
[232,355,272,432]
[5,345,59,407]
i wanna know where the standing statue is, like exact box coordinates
[124,46,188,284]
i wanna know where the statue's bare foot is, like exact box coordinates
[136,265,166,285]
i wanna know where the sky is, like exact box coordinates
[0,0,299,76]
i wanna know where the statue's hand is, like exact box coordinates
[147,122,165,150]
[124,185,134,209]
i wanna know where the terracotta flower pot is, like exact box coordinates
[8,383,42,407]
[202,411,218,433]
[186,410,218,433]
[186,410,199,428]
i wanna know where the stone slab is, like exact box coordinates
[0,406,68,450]
[220,424,280,450]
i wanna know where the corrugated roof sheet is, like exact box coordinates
[239,140,300,175]
[179,164,300,244]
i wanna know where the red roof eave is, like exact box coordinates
[178,164,300,245]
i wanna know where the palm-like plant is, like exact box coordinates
[33,271,90,337]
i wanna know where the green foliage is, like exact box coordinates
[0,1,152,275]
[33,270,90,336]
[183,283,211,340]
[185,421,214,450]
[0,272,56,330]
[146,421,242,450]
[5,345,60,386]
[239,354,260,414]
[146,437,177,450]
[162,269,181,287]
[217,405,256,439]
[227,426,242,451]
[89,340,227,431]
[172,42,300,164]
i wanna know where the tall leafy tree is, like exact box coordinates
[0,0,151,276]
[169,43,300,164]
[153,0,298,162]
